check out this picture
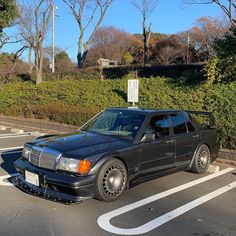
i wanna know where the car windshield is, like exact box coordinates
[81,110,146,140]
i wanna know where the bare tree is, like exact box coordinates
[87,26,132,65]
[0,46,28,90]
[62,0,113,68]
[0,32,23,50]
[17,4,34,74]
[184,1,236,28]
[18,0,52,84]
[131,0,158,65]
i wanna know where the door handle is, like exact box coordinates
[193,134,199,138]
[166,139,174,144]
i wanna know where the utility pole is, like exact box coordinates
[187,32,190,64]
[52,3,55,73]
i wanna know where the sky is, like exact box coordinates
[2,0,224,62]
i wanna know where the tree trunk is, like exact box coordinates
[35,45,44,85]
[28,47,33,74]
[143,28,148,65]
[143,16,148,65]
[77,33,86,68]
[77,50,88,68]
[36,47,44,85]
[36,69,43,85]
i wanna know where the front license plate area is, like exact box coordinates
[25,171,39,186]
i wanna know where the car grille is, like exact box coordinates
[29,146,61,170]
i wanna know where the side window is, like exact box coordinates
[149,114,170,138]
[187,121,195,132]
[170,113,187,135]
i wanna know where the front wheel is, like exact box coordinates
[190,144,211,174]
[95,158,127,202]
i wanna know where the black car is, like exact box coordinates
[13,108,219,203]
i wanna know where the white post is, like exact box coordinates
[52,3,55,73]
[187,32,190,64]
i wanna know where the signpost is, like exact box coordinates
[128,79,139,106]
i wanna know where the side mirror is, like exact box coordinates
[140,131,155,143]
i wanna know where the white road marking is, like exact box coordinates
[99,181,236,235]
[0,173,19,186]
[0,146,24,152]
[0,134,30,139]
[97,167,235,235]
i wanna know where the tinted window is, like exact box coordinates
[170,113,187,134]
[149,114,170,138]
[81,110,145,140]
[187,121,195,132]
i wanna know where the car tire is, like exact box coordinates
[191,144,211,174]
[95,158,127,202]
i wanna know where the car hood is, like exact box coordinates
[28,131,131,159]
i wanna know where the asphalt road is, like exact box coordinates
[0,130,235,236]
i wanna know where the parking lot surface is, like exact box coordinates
[0,129,235,236]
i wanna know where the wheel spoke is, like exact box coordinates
[103,164,125,197]
[197,146,210,169]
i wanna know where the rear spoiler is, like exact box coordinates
[185,110,216,129]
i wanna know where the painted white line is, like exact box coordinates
[0,146,24,152]
[0,134,30,139]
[97,167,235,235]
[99,181,236,235]
[0,173,19,186]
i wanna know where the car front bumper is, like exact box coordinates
[13,159,96,204]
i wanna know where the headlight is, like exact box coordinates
[58,157,91,174]
[22,147,31,160]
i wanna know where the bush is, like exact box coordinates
[43,70,100,81]
[0,77,236,150]
[205,28,236,83]
[205,83,236,150]
[123,52,134,65]
[102,64,205,79]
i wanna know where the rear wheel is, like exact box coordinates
[191,144,211,174]
[95,158,127,202]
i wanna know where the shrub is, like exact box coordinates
[205,28,236,83]
[205,83,236,150]
[123,52,134,65]
[0,77,236,150]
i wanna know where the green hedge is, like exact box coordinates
[0,77,235,150]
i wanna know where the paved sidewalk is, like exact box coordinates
[0,114,77,134]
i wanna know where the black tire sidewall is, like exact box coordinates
[95,158,127,202]
[192,144,211,174]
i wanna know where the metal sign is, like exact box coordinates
[128,80,139,104]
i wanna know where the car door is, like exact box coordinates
[138,113,175,177]
[169,112,200,167]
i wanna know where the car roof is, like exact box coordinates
[107,107,183,114]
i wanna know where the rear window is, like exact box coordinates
[188,113,213,130]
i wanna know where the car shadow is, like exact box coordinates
[0,149,22,175]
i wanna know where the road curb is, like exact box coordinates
[218,149,236,161]
[215,158,236,167]
[0,126,7,130]
[29,132,47,137]
[10,128,24,134]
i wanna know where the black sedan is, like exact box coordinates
[13,108,219,203]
